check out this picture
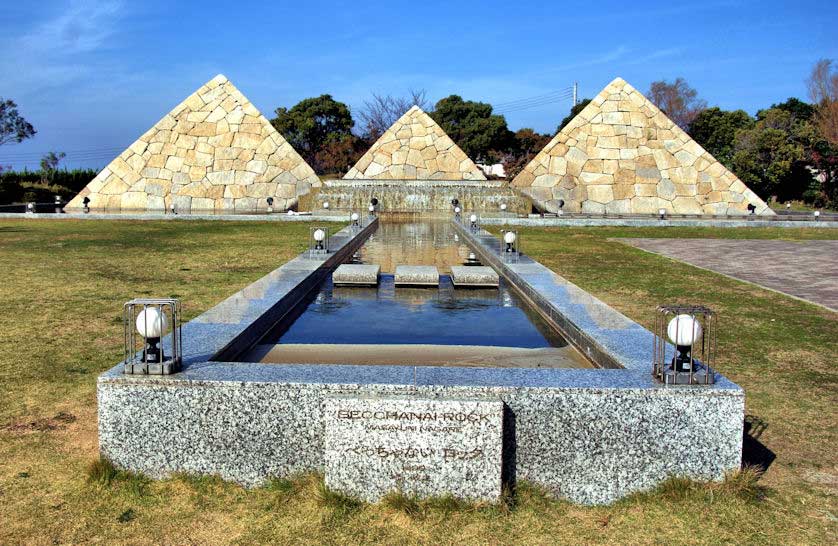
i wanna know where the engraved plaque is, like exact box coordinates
[324,396,504,502]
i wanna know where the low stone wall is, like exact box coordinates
[315,179,531,214]
[97,217,744,505]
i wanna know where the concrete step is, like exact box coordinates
[450,265,499,288]
[394,265,440,286]
[332,264,380,286]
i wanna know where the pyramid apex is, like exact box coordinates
[609,76,627,86]
[210,74,229,85]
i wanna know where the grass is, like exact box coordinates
[1,219,837,544]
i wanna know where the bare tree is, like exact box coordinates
[647,78,707,130]
[807,59,838,146]
[358,89,429,141]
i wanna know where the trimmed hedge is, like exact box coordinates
[0,168,98,204]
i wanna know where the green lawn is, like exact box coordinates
[1,220,836,544]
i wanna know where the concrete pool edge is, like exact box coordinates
[97,215,745,505]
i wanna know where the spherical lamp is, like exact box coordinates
[323,201,330,210]
[313,227,327,251]
[136,306,169,363]
[504,230,516,253]
[666,314,702,372]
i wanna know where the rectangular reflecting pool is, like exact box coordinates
[241,218,592,368]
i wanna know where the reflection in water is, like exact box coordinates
[356,218,470,274]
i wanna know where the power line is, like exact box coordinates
[492,88,574,109]
[0,146,126,161]
[495,93,575,115]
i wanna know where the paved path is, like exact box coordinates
[619,238,838,312]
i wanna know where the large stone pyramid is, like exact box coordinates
[512,77,773,215]
[67,74,320,212]
[344,106,486,180]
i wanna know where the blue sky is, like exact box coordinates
[1,0,836,170]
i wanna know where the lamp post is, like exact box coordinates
[123,298,182,375]
[658,208,666,220]
[314,228,326,250]
[814,210,821,220]
[82,196,91,214]
[54,195,63,214]
[454,206,461,221]
[323,201,330,211]
[310,226,330,257]
[26,202,35,214]
[351,211,360,229]
[653,305,715,385]
[469,213,478,231]
[266,197,274,214]
[504,230,516,252]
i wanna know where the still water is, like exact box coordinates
[244,218,592,368]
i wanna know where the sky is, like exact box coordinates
[0,0,836,170]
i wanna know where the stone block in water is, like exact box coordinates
[333,264,380,286]
[394,265,439,286]
[450,265,499,287]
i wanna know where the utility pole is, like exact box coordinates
[573,82,578,106]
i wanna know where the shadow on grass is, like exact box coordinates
[742,415,776,473]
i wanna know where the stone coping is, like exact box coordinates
[99,217,741,396]
[479,216,838,229]
[0,212,343,222]
[325,179,507,188]
[451,220,742,393]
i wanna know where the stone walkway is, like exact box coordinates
[619,238,838,311]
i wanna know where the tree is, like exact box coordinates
[271,95,354,169]
[0,98,36,146]
[647,78,707,129]
[358,90,429,141]
[430,95,513,162]
[40,151,66,184]
[688,107,754,167]
[503,128,552,179]
[731,108,808,200]
[806,59,838,146]
[557,98,592,132]
[312,134,364,175]
[769,97,815,121]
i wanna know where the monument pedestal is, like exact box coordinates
[324,395,504,502]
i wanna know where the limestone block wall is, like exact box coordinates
[344,106,486,181]
[512,78,773,215]
[67,75,320,212]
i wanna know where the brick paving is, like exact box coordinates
[619,238,838,311]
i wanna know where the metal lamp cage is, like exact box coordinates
[500,229,520,263]
[348,211,363,230]
[123,298,182,375]
[309,226,331,257]
[653,305,716,385]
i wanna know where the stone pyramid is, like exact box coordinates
[344,106,486,180]
[67,74,321,212]
[512,77,773,215]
